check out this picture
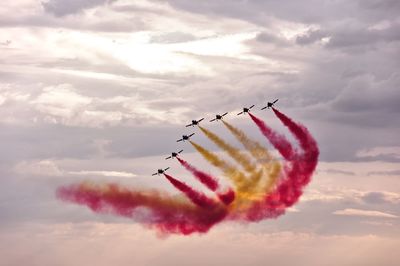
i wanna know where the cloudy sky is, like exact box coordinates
[1,0,400,265]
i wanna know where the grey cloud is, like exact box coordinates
[256,32,289,46]
[358,0,400,20]
[367,170,400,176]
[296,29,328,45]
[150,32,198,44]
[326,24,400,49]
[42,0,110,17]
[362,192,393,204]
[324,169,355,176]
[0,11,145,32]
[151,0,398,25]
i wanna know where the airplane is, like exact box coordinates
[185,118,204,127]
[177,133,195,142]
[237,105,255,116]
[165,150,183,160]
[210,112,228,122]
[261,99,278,110]
[152,167,170,176]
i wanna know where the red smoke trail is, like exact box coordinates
[177,157,219,191]
[217,189,235,205]
[164,174,217,209]
[245,111,319,221]
[57,183,227,235]
[272,108,319,185]
[249,113,296,160]
[56,109,318,235]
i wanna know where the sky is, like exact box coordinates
[1,0,400,265]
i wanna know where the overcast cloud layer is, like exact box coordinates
[1,0,399,265]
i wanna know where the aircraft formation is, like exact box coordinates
[152,99,278,176]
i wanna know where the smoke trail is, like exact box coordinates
[199,126,257,173]
[56,109,318,235]
[217,189,235,205]
[249,113,296,160]
[57,182,227,235]
[164,174,217,209]
[177,157,219,191]
[222,120,272,163]
[272,108,319,184]
[190,140,281,210]
[190,141,247,189]
[221,120,282,210]
[245,110,319,221]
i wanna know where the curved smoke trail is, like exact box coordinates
[57,109,318,235]
[199,126,257,173]
[56,182,227,235]
[164,174,218,209]
[189,141,248,190]
[245,111,319,221]
[176,157,219,191]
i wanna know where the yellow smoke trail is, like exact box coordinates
[199,126,257,173]
[190,141,247,189]
[190,140,280,213]
[222,120,272,163]
[222,120,281,193]
[229,162,281,214]
[191,125,282,215]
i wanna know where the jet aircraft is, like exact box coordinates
[261,99,278,110]
[237,105,255,115]
[185,118,204,127]
[176,133,195,142]
[165,150,183,160]
[152,167,170,176]
[210,112,228,122]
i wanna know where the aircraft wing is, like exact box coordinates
[273,99,279,104]
[249,104,255,109]
[164,167,170,171]
[152,173,157,176]
[261,106,267,110]
[222,112,228,116]
[165,156,172,160]
[178,149,183,154]
[188,133,195,138]
[177,139,183,142]
[198,118,204,122]
[185,124,192,127]
[210,118,216,122]
[237,111,243,116]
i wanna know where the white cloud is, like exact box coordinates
[69,170,136,178]
[333,208,398,219]
[356,146,400,159]
[1,223,400,266]
[32,84,92,120]
[14,160,63,176]
[0,84,30,106]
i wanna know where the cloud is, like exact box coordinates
[367,170,400,176]
[357,146,400,160]
[69,170,136,178]
[296,29,328,45]
[323,169,355,176]
[1,223,400,266]
[14,160,63,177]
[333,208,398,218]
[362,191,400,204]
[325,23,400,50]
[42,0,110,17]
